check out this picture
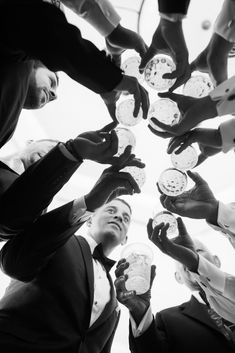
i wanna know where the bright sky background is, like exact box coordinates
[1,1,235,352]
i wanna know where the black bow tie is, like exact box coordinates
[92,243,115,272]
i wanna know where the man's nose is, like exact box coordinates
[49,89,57,101]
[114,215,123,222]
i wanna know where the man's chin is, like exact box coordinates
[101,227,120,239]
[23,98,44,110]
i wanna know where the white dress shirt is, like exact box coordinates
[210,76,235,116]
[207,201,235,248]
[129,306,153,338]
[190,254,235,324]
[83,235,112,327]
[219,118,235,152]
[61,0,120,36]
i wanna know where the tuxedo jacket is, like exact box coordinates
[0,0,122,149]
[0,144,81,239]
[0,233,120,353]
[130,296,235,353]
[158,0,190,15]
[0,0,122,95]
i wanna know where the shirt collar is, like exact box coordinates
[192,291,205,304]
[83,235,98,254]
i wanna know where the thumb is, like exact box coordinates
[147,218,153,238]
[189,59,197,74]
[176,217,188,236]
[136,40,148,59]
[100,121,118,133]
[187,170,206,186]
[195,153,208,167]
[150,265,156,288]
[158,91,181,103]
[163,66,184,80]
[139,45,158,73]
[104,103,118,123]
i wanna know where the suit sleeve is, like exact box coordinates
[158,0,190,15]
[209,76,235,116]
[61,0,121,37]
[219,118,235,152]
[0,144,81,237]
[129,313,168,353]
[0,0,123,94]
[0,200,86,281]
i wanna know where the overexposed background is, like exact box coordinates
[1,1,235,352]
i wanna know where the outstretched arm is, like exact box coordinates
[1,1,122,94]
[0,144,81,238]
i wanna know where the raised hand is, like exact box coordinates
[101,75,149,122]
[147,217,198,272]
[159,171,218,222]
[167,128,222,155]
[114,259,156,325]
[139,19,191,91]
[105,24,148,59]
[84,154,145,211]
[167,129,222,166]
[190,33,233,86]
[78,121,117,142]
[148,91,218,136]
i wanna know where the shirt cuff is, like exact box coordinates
[58,143,79,162]
[130,306,153,338]
[197,254,226,293]
[214,0,235,43]
[159,12,186,22]
[79,0,121,37]
[217,201,235,233]
[210,76,235,116]
[69,196,92,225]
[219,118,235,152]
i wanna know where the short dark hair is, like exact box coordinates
[112,198,132,214]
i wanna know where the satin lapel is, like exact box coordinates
[182,296,222,334]
[89,272,118,331]
[76,236,94,314]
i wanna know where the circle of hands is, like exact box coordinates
[72,6,231,316]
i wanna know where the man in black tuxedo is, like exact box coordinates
[0,124,143,352]
[0,196,136,353]
[115,217,235,353]
[0,122,143,239]
[0,0,149,149]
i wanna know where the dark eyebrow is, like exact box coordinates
[105,206,117,211]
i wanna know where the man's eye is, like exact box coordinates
[108,209,114,213]
[124,217,129,223]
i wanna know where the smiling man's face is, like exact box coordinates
[24,62,59,109]
[88,199,132,251]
